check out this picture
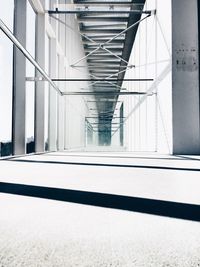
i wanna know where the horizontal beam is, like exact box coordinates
[74,1,140,4]
[90,70,120,73]
[75,65,122,68]
[83,40,124,44]
[87,59,121,62]
[86,53,123,56]
[81,29,124,34]
[86,117,125,119]
[48,9,152,15]
[83,35,125,39]
[81,24,127,29]
[86,55,122,59]
[63,92,146,95]
[97,131,119,133]
[78,17,129,22]
[90,122,123,125]
[52,78,153,82]
[87,100,122,102]
[85,47,123,51]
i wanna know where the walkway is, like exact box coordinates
[0,152,200,266]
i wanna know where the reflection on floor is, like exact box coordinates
[0,152,200,266]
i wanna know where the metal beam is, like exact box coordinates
[85,47,123,52]
[74,1,139,4]
[86,99,123,103]
[90,122,123,125]
[86,55,122,59]
[86,52,122,56]
[82,40,124,44]
[52,78,153,82]
[90,70,120,73]
[81,24,127,29]
[86,117,125,119]
[80,29,124,34]
[73,1,144,6]
[62,91,146,96]
[48,9,152,15]
[78,17,129,22]
[83,35,125,40]
[87,60,121,63]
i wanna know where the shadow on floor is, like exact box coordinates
[6,158,200,172]
[44,153,188,161]
[0,182,200,222]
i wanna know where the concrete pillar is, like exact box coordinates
[12,0,27,155]
[35,10,45,152]
[172,0,200,154]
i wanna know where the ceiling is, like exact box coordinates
[74,0,146,133]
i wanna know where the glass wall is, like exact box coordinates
[120,0,172,153]
[0,0,14,156]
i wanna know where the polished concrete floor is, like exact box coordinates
[0,152,200,266]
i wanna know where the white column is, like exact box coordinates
[57,55,65,150]
[12,0,27,155]
[172,0,200,154]
[35,9,45,152]
[48,38,58,151]
[58,94,65,150]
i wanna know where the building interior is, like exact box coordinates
[0,0,200,266]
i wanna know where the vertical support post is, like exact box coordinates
[57,3,65,151]
[154,0,158,152]
[64,96,69,149]
[35,6,45,152]
[120,103,124,146]
[48,0,57,151]
[57,94,65,150]
[172,0,200,154]
[12,0,27,155]
[48,39,58,151]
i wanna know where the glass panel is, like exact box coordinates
[0,0,14,156]
[120,0,172,153]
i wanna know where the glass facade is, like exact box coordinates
[0,0,14,156]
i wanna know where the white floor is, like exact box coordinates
[1,151,200,204]
[0,152,200,266]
